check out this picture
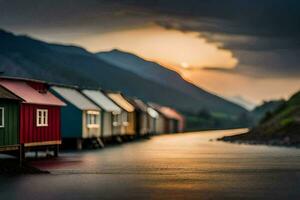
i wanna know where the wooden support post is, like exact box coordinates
[76,138,82,150]
[19,145,25,166]
[115,136,122,144]
[46,148,49,157]
[19,145,22,167]
[54,145,59,157]
[96,137,105,148]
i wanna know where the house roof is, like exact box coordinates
[107,93,135,112]
[82,89,121,113]
[148,103,163,114]
[147,107,159,118]
[0,79,65,106]
[0,86,22,101]
[160,106,185,132]
[148,103,186,132]
[159,106,184,121]
[51,86,100,110]
[148,103,183,121]
[130,98,148,112]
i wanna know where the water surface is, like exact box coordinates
[1,129,300,199]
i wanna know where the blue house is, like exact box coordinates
[51,86,102,149]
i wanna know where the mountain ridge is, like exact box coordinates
[0,28,248,129]
[96,49,246,115]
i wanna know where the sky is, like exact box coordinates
[0,0,299,107]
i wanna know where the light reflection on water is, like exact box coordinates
[1,129,300,200]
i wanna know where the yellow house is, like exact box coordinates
[107,92,136,137]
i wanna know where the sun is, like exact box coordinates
[181,62,190,69]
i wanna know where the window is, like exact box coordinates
[87,111,100,128]
[122,112,129,126]
[37,109,48,127]
[0,107,4,128]
[112,113,121,127]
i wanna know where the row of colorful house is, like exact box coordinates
[0,77,185,160]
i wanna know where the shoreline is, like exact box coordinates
[218,132,300,148]
[2,129,299,176]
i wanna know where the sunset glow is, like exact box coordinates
[79,25,238,71]
[62,24,299,104]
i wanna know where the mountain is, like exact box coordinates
[0,29,248,129]
[251,99,285,124]
[96,49,246,115]
[253,92,300,137]
[221,91,300,146]
[226,95,256,110]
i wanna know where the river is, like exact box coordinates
[0,129,300,199]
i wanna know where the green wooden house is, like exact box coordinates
[0,86,21,152]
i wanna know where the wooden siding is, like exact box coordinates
[155,115,166,134]
[20,104,61,144]
[82,110,101,139]
[125,112,136,136]
[140,113,148,135]
[120,111,127,135]
[0,100,19,147]
[112,113,122,136]
[102,112,113,138]
[135,111,148,136]
[173,120,179,133]
[168,120,175,133]
[148,116,157,134]
[164,119,178,133]
[60,103,82,138]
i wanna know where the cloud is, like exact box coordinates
[202,48,300,78]
[144,1,300,77]
[0,0,152,35]
[0,0,299,77]
[125,0,300,38]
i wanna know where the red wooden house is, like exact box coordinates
[0,77,65,157]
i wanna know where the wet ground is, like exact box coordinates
[0,129,300,200]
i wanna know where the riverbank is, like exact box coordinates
[220,91,300,148]
[219,131,300,148]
